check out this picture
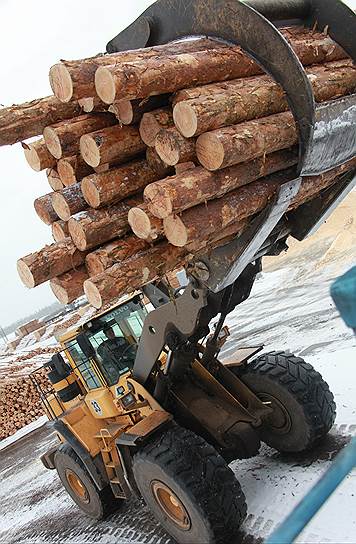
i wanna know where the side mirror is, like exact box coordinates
[77,333,95,358]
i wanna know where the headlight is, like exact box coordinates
[121,392,136,408]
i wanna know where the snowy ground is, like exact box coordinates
[0,257,355,544]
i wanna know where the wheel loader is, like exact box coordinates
[32,1,356,542]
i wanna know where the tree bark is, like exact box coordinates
[0,95,83,146]
[155,127,196,166]
[50,38,222,102]
[22,139,56,171]
[17,238,86,288]
[52,182,88,221]
[146,147,174,178]
[81,158,158,208]
[57,155,93,186]
[94,30,348,103]
[128,205,163,240]
[85,235,149,276]
[139,107,174,146]
[175,162,196,175]
[34,193,59,225]
[144,148,298,219]
[80,124,145,167]
[173,59,356,137]
[50,266,89,304]
[46,167,63,191]
[164,159,356,247]
[68,197,140,251]
[196,111,298,171]
[51,220,69,242]
[109,95,169,125]
[43,112,116,159]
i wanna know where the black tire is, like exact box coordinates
[236,351,336,452]
[133,424,247,544]
[54,443,121,519]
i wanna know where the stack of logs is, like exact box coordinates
[0,28,354,309]
[0,369,49,440]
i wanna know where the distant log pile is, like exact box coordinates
[0,28,353,313]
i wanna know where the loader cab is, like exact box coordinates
[62,293,148,391]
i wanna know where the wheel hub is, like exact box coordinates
[151,480,191,530]
[259,392,292,434]
[65,469,90,503]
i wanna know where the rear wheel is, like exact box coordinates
[236,351,336,452]
[55,443,121,519]
[133,424,246,544]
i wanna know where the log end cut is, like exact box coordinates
[196,132,225,171]
[163,215,188,247]
[128,207,161,240]
[80,134,100,167]
[52,192,71,221]
[144,183,173,219]
[43,126,62,159]
[49,63,73,103]
[109,100,134,124]
[22,143,43,172]
[173,102,198,138]
[95,66,117,105]
[83,278,102,309]
[17,259,35,288]
[68,217,87,251]
[81,176,100,208]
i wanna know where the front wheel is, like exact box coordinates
[235,351,336,452]
[133,424,247,544]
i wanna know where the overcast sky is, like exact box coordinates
[0,0,355,327]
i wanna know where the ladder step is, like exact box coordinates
[106,462,116,468]
[111,478,123,485]
[102,447,112,453]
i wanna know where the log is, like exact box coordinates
[128,206,163,240]
[139,107,174,147]
[22,139,56,171]
[86,235,149,276]
[95,31,348,103]
[43,113,116,159]
[146,147,174,178]
[81,158,158,208]
[51,220,69,242]
[68,198,139,251]
[52,183,88,221]
[109,95,169,125]
[144,148,298,219]
[175,162,196,175]
[0,95,82,146]
[49,38,223,102]
[78,97,107,112]
[164,159,356,247]
[57,155,93,186]
[46,167,63,191]
[50,266,89,304]
[80,125,145,168]
[196,111,298,171]
[155,127,196,166]
[17,238,86,288]
[34,193,59,225]
[173,59,356,137]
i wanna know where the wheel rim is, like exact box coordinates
[151,480,191,530]
[66,469,90,503]
[259,392,292,434]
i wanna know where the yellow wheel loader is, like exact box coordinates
[32,0,356,542]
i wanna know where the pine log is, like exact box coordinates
[155,127,196,166]
[78,97,107,112]
[52,183,88,221]
[139,107,174,146]
[173,59,356,137]
[146,147,174,178]
[109,95,169,125]
[50,38,222,102]
[81,159,158,208]
[95,31,348,103]
[128,206,163,240]
[22,139,56,171]
[17,238,86,288]
[57,155,93,186]
[164,159,356,247]
[144,148,298,219]
[175,162,196,175]
[68,198,139,251]
[50,266,89,304]
[86,235,149,276]
[80,125,145,168]
[34,193,59,225]
[0,96,82,146]
[46,167,63,191]
[51,220,69,242]
[43,113,116,159]
[196,111,298,171]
